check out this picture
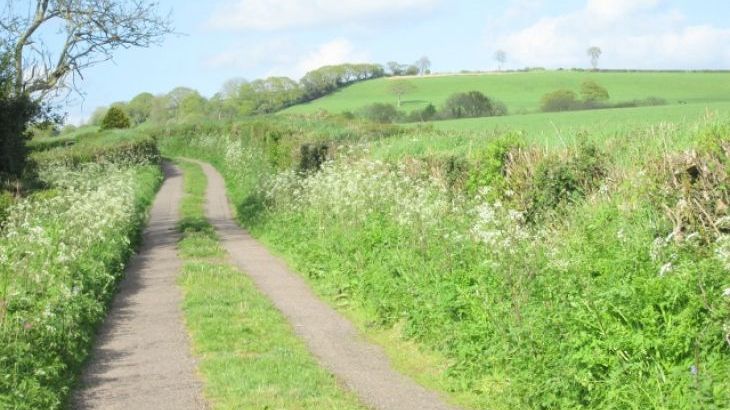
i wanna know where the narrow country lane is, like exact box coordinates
[193,159,460,410]
[71,163,206,410]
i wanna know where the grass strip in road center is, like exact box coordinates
[174,159,365,410]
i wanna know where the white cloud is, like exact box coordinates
[585,0,660,22]
[494,0,730,69]
[295,38,369,73]
[204,38,369,80]
[203,39,296,70]
[208,0,440,31]
[273,38,370,78]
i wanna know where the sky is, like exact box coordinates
[40,0,730,124]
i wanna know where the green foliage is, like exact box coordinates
[522,140,607,222]
[389,79,417,107]
[465,132,524,196]
[174,160,365,409]
[359,103,399,123]
[0,93,37,179]
[301,63,385,100]
[159,116,730,410]
[442,90,507,119]
[0,190,13,224]
[299,143,329,173]
[0,162,162,408]
[30,131,160,169]
[100,106,131,130]
[0,52,39,179]
[541,88,579,112]
[580,80,610,102]
[126,92,155,124]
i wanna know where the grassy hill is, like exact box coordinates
[283,70,730,116]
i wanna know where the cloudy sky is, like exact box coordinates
[60,0,730,123]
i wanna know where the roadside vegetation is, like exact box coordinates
[174,160,365,409]
[157,113,729,409]
[0,134,162,408]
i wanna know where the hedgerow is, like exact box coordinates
[0,133,162,409]
[159,119,730,409]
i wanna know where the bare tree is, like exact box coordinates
[494,49,507,71]
[388,79,416,107]
[587,46,602,70]
[415,56,431,75]
[1,0,173,98]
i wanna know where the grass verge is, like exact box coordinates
[174,159,365,410]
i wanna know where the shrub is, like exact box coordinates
[358,103,399,123]
[540,89,578,112]
[299,142,329,173]
[442,91,507,119]
[466,132,525,197]
[580,80,610,102]
[522,140,607,222]
[29,132,160,169]
[100,106,131,130]
[0,189,13,225]
[0,93,38,179]
[406,103,437,122]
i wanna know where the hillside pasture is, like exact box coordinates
[283,71,730,116]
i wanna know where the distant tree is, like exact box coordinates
[387,61,405,76]
[494,50,507,71]
[127,92,155,125]
[178,92,207,120]
[404,65,419,76]
[88,106,108,126]
[415,56,431,75]
[580,80,609,103]
[389,80,417,107]
[358,103,398,123]
[421,103,437,121]
[587,46,602,70]
[442,91,506,119]
[540,89,578,112]
[220,78,248,99]
[100,106,131,130]
[166,87,198,116]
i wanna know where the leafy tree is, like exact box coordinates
[541,89,578,112]
[389,80,417,107]
[580,80,610,102]
[127,92,155,125]
[301,64,384,100]
[415,56,431,75]
[178,92,207,120]
[220,77,248,99]
[442,91,506,119]
[587,46,602,70]
[387,61,405,76]
[2,0,172,97]
[88,106,108,126]
[100,106,131,130]
[494,50,507,71]
[0,0,171,177]
[358,103,398,123]
[404,65,419,76]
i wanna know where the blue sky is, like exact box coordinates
[54,0,730,123]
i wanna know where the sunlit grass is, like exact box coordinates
[175,160,365,410]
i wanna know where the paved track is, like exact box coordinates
[195,159,459,410]
[71,163,206,410]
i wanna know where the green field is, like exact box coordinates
[283,70,730,117]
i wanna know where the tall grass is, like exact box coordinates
[159,117,729,409]
[0,133,162,409]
